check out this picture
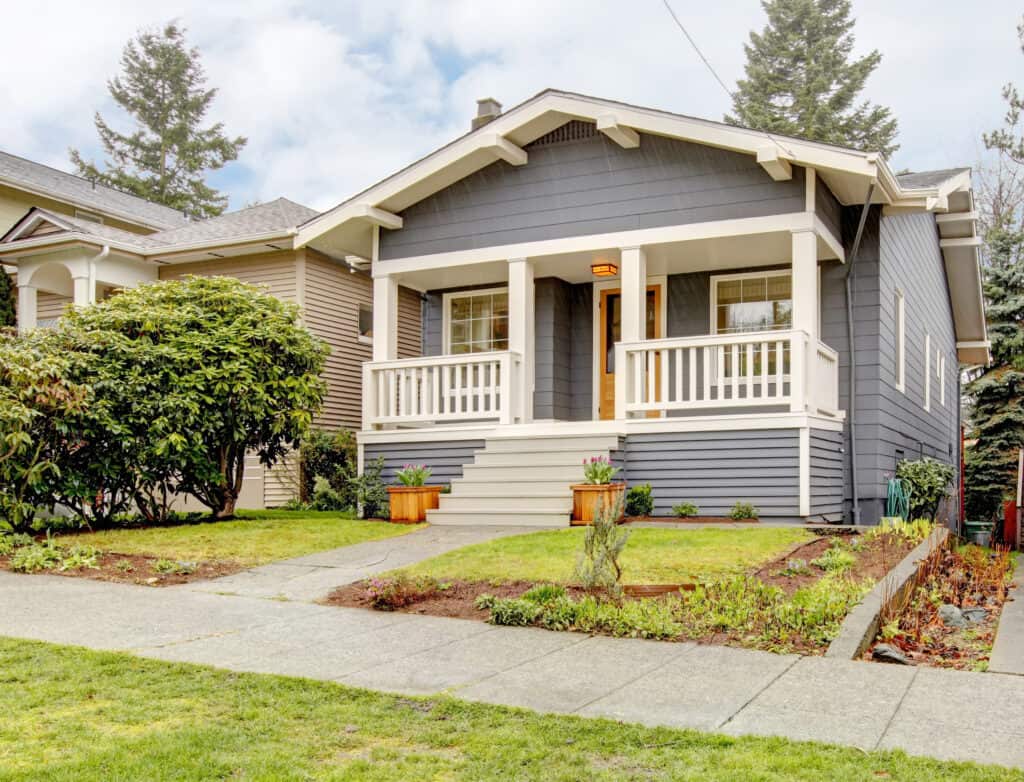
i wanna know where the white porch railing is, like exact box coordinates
[615,330,840,418]
[363,351,522,428]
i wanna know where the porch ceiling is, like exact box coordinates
[394,229,836,289]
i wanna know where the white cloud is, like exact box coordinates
[1,0,1020,210]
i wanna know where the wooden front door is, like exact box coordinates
[598,285,662,420]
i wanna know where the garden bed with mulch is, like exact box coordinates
[0,547,241,586]
[623,516,759,524]
[326,527,923,655]
[863,543,1016,671]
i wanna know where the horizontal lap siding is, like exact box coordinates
[36,291,71,321]
[622,429,800,518]
[158,251,299,302]
[810,429,844,517]
[380,126,805,260]
[363,440,485,487]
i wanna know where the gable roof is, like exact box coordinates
[147,198,318,246]
[0,150,189,231]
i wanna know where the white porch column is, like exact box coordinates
[372,274,398,361]
[791,228,818,413]
[71,275,93,308]
[791,229,818,340]
[508,257,534,424]
[17,284,37,332]
[616,246,646,420]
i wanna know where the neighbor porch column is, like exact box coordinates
[71,274,93,308]
[372,274,398,362]
[17,284,37,332]
[615,246,647,419]
[508,257,534,424]
[790,228,818,413]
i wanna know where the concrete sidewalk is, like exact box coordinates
[991,580,1024,675]
[183,524,533,601]
[2,570,1024,769]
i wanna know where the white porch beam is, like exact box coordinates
[358,205,403,231]
[757,146,794,181]
[508,258,535,424]
[372,274,399,361]
[596,114,640,149]
[482,134,528,166]
[17,284,37,332]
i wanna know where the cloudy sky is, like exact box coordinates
[2,1,1020,212]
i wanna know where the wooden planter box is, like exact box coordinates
[387,485,442,523]
[570,483,626,525]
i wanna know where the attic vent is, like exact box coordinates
[526,120,598,148]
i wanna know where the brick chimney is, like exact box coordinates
[471,97,502,130]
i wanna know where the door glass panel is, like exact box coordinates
[646,290,656,339]
[605,293,620,372]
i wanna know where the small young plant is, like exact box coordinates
[581,456,620,485]
[780,558,811,577]
[811,545,856,573]
[58,546,100,571]
[672,501,699,518]
[153,559,197,576]
[624,484,654,517]
[395,464,432,487]
[574,494,630,595]
[729,501,759,520]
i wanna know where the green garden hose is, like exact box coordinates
[886,478,911,520]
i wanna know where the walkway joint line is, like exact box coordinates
[715,653,800,729]
[873,665,920,750]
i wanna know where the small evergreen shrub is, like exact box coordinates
[672,501,700,518]
[625,483,654,517]
[364,574,442,610]
[574,495,630,595]
[895,458,954,520]
[310,476,346,511]
[729,501,759,520]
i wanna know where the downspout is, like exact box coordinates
[844,185,876,526]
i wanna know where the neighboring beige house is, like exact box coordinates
[0,152,422,507]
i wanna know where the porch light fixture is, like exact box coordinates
[591,262,618,278]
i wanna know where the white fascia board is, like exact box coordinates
[756,146,793,181]
[481,134,528,166]
[596,114,640,148]
[0,232,146,260]
[373,212,817,277]
[3,210,77,241]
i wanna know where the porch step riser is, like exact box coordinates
[446,482,573,496]
[438,496,572,512]
[427,510,568,527]
[473,452,602,467]
[461,465,586,481]
[484,436,621,453]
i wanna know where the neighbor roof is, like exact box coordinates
[0,150,189,231]
[897,168,972,189]
[147,198,318,246]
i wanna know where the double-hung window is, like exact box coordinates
[445,288,509,354]
[712,272,792,377]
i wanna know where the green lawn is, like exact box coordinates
[61,511,423,566]
[401,526,812,584]
[0,638,1013,782]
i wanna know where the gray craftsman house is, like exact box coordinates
[294,90,986,526]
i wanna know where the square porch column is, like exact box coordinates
[17,284,37,332]
[372,274,398,362]
[615,246,647,419]
[507,258,534,423]
[790,228,818,413]
[71,274,94,308]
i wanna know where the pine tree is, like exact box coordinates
[70,23,246,218]
[0,270,14,328]
[726,0,899,156]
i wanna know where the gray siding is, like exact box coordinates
[363,440,484,487]
[622,430,801,518]
[569,283,593,420]
[810,428,844,519]
[380,126,807,260]
[667,272,711,337]
[815,174,842,241]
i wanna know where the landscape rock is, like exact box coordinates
[872,644,911,665]
[938,604,967,628]
[961,607,988,624]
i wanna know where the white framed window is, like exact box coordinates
[894,289,905,393]
[923,332,931,412]
[710,271,793,334]
[443,287,509,354]
[357,303,373,344]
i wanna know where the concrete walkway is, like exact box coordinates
[3,567,1024,769]
[991,580,1024,675]
[185,524,533,601]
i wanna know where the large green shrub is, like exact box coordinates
[299,429,357,509]
[896,457,954,521]
[31,276,327,522]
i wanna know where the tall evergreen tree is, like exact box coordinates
[70,23,246,218]
[0,271,14,328]
[726,0,899,156]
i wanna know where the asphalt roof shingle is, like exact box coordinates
[0,151,190,230]
[896,168,971,189]
[147,198,318,246]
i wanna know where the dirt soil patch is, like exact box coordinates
[625,516,759,524]
[863,544,1016,671]
[0,551,242,586]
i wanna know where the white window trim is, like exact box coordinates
[441,286,509,355]
[357,303,373,345]
[894,289,905,393]
[939,350,946,407]
[709,269,793,335]
[924,332,931,412]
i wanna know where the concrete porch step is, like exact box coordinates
[438,494,572,512]
[473,451,599,467]
[484,435,621,452]
[446,480,573,496]
[426,509,569,527]
[461,463,585,481]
